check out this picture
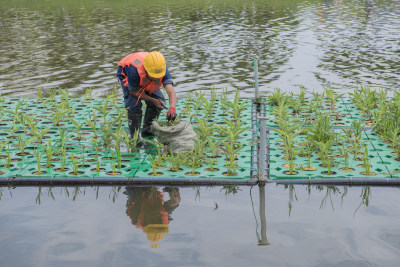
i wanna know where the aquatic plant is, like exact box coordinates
[267,88,287,106]
[168,153,184,172]
[122,130,139,153]
[313,139,335,164]
[84,88,93,102]
[70,120,85,141]
[342,150,351,171]
[206,137,221,158]
[60,148,68,171]
[3,122,20,138]
[41,140,53,168]
[216,118,249,145]
[362,145,372,175]
[193,91,205,111]
[52,108,69,126]
[148,154,160,176]
[4,151,12,168]
[16,136,35,155]
[210,85,217,104]
[222,139,242,176]
[85,110,99,138]
[188,154,200,176]
[0,139,10,158]
[271,99,291,122]
[26,119,50,144]
[5,99,24,122]
[145,139,165,168]
[306,114,335,146]
[386,126,400,161]
[36,88,43,104]
[207,158,216,172]
[201,97,215,120]
[70,153,79,175]
[324,86,344,111]
[289,99,302,119]
[56,128,73,151]
[194,117,214,142]
[40,97,51,109]
[297,86,306,104]
[349,86,377,121]
[33,149,43,174]
[91,138,101,172]
[93,95,112,123]
[224,90,248,123]
[111,126,125,168]
[100,122,113,146]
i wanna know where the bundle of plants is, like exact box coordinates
[150,119,198,154]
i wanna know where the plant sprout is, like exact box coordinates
[56,128,73,151]
[362,145,372,175]
[41,140,53,168]
[148,154,159,176]
[33,148,42,174]
[91,138,101,172]
[0,139,10,158]
[71,119,85,141]
[16,136,36,155]
[71,153,79,175]
[3,122,20,138]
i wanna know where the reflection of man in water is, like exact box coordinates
[124,187,181,248]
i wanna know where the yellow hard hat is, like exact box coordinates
[143,224,169,243]
[143,51,166,79]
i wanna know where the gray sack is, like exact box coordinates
[150,120,197,154]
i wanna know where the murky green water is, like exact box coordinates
[1,0,400,265]
[1,185,400,266]
[0,0,399,98]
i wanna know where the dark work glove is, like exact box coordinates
[167,107,177,121]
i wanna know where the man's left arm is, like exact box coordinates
[162,68,177,119]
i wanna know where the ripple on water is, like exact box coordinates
[0,0,399,98]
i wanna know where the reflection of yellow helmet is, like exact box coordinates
[143,224,169,247]
[143,51,166,79]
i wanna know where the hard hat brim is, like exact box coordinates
[146,70,166,79]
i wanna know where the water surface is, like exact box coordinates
[0,185,399,266]
[1,0,399,98]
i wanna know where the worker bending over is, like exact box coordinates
[117,51,177,139]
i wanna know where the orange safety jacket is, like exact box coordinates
[118,52,163,96]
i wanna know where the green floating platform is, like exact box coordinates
[0,97,258,186]
[263,97,400,185]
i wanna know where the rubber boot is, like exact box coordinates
[127,109,145,147]
[141,106,161,137]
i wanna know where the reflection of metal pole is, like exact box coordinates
[254,59,259,100]
[258,185,270,246]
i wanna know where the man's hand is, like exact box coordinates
[153,99,166,110]
[167,107,177,121]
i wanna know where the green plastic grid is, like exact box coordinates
[0,97,255,181]
[264,97,377,128]
[268,128,394,180]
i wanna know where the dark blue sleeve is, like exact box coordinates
[162,68,174,87]
[124,65,140,91]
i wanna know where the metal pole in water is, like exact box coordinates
[254,59,259,100]
[259,118,266,184]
